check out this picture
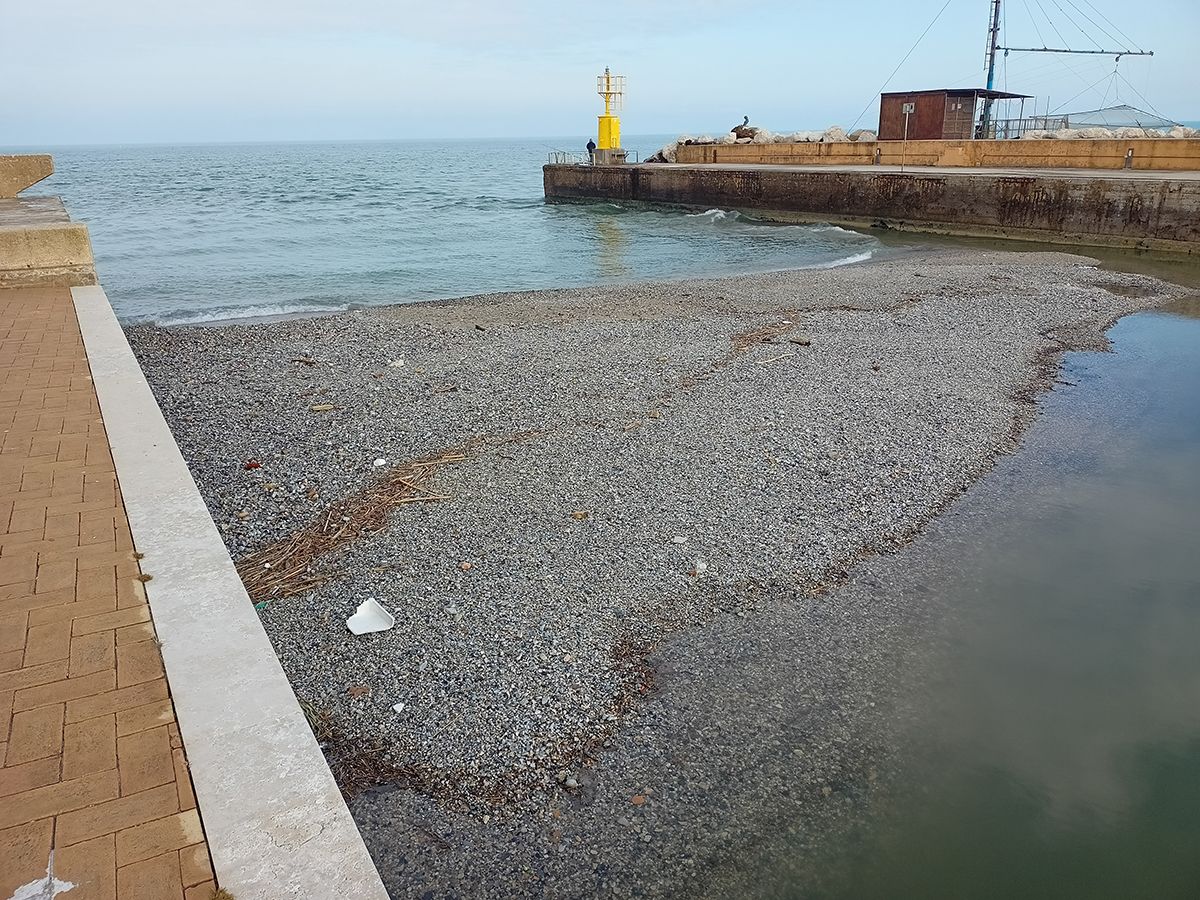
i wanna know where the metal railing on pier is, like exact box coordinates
[548,150,589,165]
[991,116,1070,139]
[546,149,641,165]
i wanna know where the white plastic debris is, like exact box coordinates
[346,598,395,635]
[387,358,405,367]
[672,535,688,545]
[373,458,387,467]
[694,559,708,575]
[392,702,406,713]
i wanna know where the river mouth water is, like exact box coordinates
[776,302,1200,899]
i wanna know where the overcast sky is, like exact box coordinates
[5,0,1196,145]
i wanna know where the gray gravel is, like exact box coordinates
[127,250,1181,898]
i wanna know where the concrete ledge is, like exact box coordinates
[0,154,54,198]
[72,285,388,900]
[0,264,98,289]
[0,222,98,287]
[675,138,1200,170]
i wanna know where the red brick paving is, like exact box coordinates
[0,287,216,899]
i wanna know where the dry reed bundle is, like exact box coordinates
[236,447,467,605]
[730,319,796,352]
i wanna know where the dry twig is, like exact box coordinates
[755,352,796,365]
[235,447,467,605]
[730,320,796,353]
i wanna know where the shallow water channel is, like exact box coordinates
[794,304,1200,899]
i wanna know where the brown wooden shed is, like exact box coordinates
[878,89,1030,140]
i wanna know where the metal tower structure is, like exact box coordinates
[978,0,1003,137]
[596,67,626,154]
[978,0,1153,138]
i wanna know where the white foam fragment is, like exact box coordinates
[346,598,395,635]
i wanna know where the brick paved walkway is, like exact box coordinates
[0,287,216,899]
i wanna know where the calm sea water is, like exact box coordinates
[803,305,1200,899]
[16,137,878,324]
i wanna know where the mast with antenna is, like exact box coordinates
[978,0,1003,137]
[979,0,1153,137]
[993,0,1153,60]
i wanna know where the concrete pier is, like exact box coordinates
[543,162,1200,253]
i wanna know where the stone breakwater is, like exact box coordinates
[128,251,1181,898]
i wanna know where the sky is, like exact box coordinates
[4,0,1197,145]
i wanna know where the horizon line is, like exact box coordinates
[7,117,1199,151]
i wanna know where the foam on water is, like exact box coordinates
[159,301,352,327]
[16,138,882,324]
[802,249,876,269]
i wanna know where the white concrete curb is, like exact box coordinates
[72,286,388,900]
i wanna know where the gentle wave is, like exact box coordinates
[805,223,858,235]
[40,140,883,325]
[801,249,875,269]
[581,202,627,216]
[140,249,876,325]
[151,302,351,327]
[682,210,866,236]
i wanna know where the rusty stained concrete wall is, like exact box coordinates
[543,164,1200,253]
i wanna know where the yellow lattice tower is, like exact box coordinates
[596,67,626,151]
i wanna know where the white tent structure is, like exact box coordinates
[1008,104,1195,139]
[1059,104,1179,130]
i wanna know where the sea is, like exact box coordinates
[13,136,880,324]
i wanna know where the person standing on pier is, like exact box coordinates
[586,138,596,163]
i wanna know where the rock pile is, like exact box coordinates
[1019,124,1200,140]
[646,125,877,162]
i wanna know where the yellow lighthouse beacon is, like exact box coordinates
[594,67,627,165]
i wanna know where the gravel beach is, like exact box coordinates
[128,249,1182,898]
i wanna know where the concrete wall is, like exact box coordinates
[0,157,98,287]
[675,138,1200,172]
[0,221,97,287]
[543,164,1200,252]
[0,154,53,198]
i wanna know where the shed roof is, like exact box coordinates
[881,88,1032,100]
